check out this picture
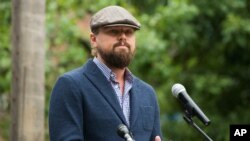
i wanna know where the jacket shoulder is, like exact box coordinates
[133,76,156,94]
[61,59,94,80]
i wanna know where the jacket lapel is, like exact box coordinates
[129,80,141,128]
[83,59,127,125]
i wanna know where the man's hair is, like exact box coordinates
[91,47,97,57]
[91,27,100,35]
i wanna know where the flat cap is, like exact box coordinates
[90,6,141,32]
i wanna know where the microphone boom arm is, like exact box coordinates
[183,114,213,141]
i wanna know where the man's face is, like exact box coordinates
[90,26,136,69]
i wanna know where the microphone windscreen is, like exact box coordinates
[117,124,129,138]
[171,83,186,97]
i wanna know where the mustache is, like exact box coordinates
[113,41,130,49]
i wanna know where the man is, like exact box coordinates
[49,5,162,141]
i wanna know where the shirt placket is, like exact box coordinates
[110,73,130,125]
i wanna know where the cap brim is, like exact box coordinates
[103,24,140,30]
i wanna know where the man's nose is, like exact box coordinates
[118,31,127,41]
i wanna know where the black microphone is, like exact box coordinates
[117,124,134,141]
[172,83,211,125]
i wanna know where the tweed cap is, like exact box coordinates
[90,6,141,32]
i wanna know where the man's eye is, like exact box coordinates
[109,29,120,35]
[125,30,134,36]
[105,28,135,36]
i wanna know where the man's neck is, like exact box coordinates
[111,68,126,82]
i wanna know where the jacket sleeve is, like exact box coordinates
[49,75,84,141]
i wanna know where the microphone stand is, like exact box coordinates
[183,111,213,141]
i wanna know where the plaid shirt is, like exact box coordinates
[93,57,133,126]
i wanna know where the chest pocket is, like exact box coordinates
[141,106,154,130]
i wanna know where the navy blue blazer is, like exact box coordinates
[49,59,162,141]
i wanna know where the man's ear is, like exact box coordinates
[90,33,97,47]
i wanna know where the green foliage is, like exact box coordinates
[0,115,10,140]
[131,0,250,140]
[0,0,11,95]
[0,0,11,140]
[1,0,250,140]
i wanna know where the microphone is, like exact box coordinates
[117,124,134,141]
[172,83,211,126]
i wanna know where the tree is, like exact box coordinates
[11,0,45,140]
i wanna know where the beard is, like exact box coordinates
[97,41,135,69]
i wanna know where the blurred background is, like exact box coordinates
[1,0,250,140]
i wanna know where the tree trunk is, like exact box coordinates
[11,0,45,141]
